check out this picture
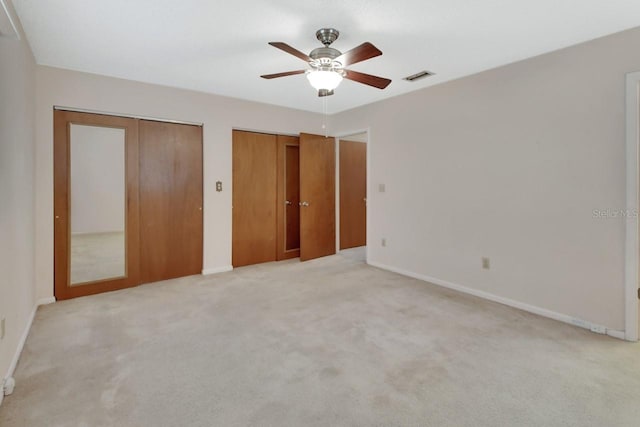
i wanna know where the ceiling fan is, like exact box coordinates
[261,28,392,97]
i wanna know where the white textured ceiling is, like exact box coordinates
[12,0,640,113]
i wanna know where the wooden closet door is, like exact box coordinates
[139,120,203,283]
[276,135,300,261]
[54,110,140,300]
[232,130,277,267]
[339,140,367,249]
[299,133,336,261]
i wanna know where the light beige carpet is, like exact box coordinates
[1,253,639,426]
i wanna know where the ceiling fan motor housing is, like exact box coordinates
[316,28,339,46]
[312,28,342,68]
[309,47,342,62]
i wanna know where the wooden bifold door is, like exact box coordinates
[231,131,278,267]
[54,110,203,300]
[232,130,336,267]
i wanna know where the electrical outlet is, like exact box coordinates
[1,318,5,340]
[381,238,387,247]
[215,181,223,192]
[482,257,490,270]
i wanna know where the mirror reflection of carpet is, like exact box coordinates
[70,231,125,285]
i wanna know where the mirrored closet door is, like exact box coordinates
[54,110,140,299]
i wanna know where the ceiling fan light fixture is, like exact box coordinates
[306,70,343,91]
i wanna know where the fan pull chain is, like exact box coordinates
[322,96,328,138]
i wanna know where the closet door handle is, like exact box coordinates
[299,201,309,207]
[285,200,292,206]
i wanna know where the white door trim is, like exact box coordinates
[625,71,640,341]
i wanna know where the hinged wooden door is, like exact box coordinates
[339,140,367,249]
[299,133,336,261]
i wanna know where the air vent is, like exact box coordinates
[403,70,434,82]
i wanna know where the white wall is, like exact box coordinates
[341,132,368,143]
[70,125,125,234]
[35,66,325,300]
[0,0,36,387]
[333,26,640,332]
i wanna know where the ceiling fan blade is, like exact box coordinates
[335,42,382,67]
[344,70,391,89]
[268,42,311,62]
[261,70,307,79]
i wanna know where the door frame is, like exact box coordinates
[276,135,301,261]
[335,128,370,261]
[54,106,203,126]
[625,71,640,341]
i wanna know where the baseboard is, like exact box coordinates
[202,265,233,275]
[1,297,56,408]
[368,261,626,341]
[36,297,55,306]
[2,304,35,404]
[607,329,627,340]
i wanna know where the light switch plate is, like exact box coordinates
[378,183,385,193]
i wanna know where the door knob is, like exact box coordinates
[285,200,292,205]
[299,201,310,207]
